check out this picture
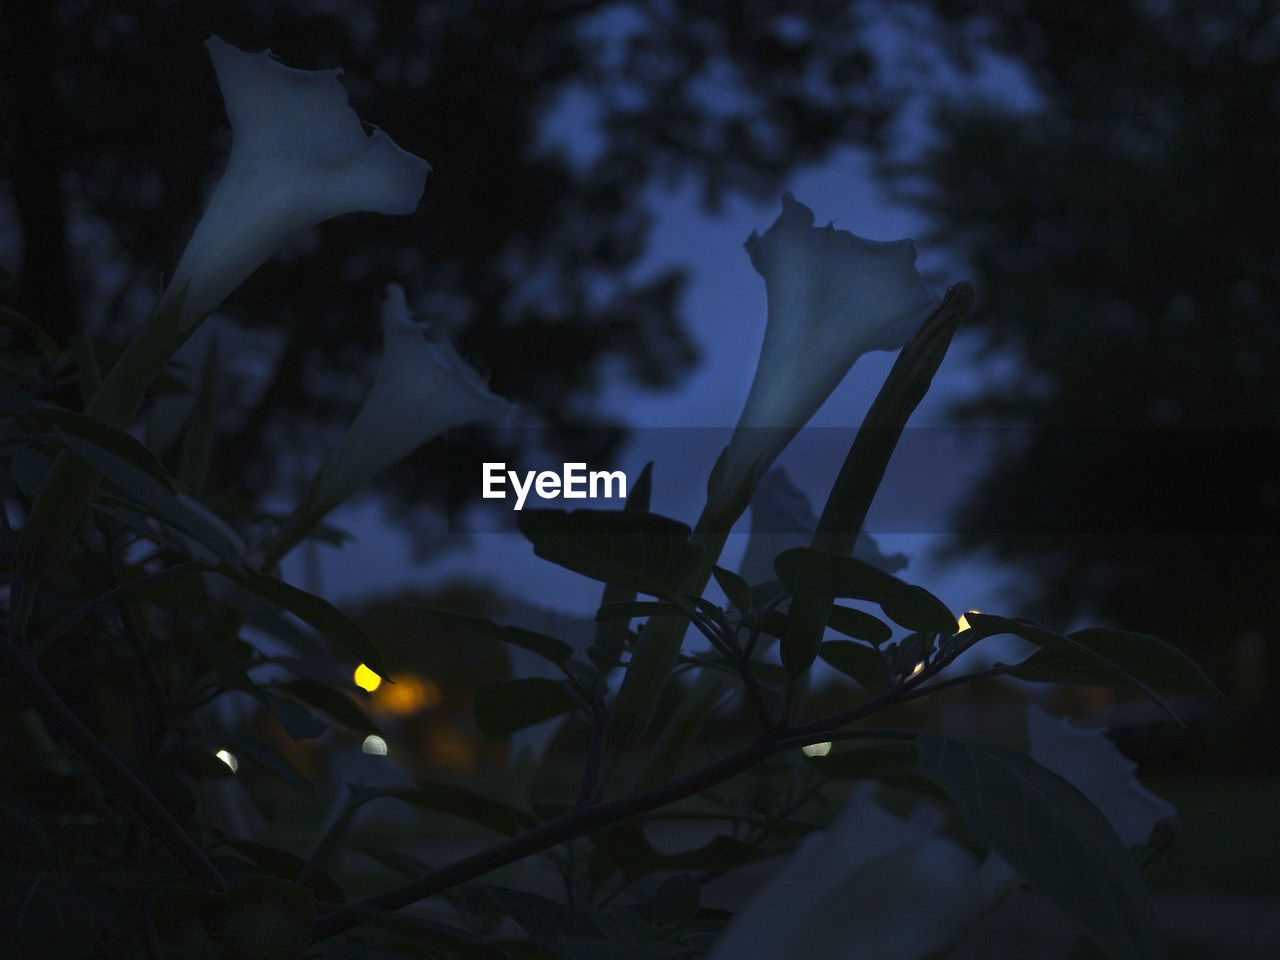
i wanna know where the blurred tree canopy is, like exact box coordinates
[911,0,1280,761]
[0,0,897,552]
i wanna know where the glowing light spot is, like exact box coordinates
[375,674,443,715]
[910,661,925,677]
[215,749,238,773]
[802,741,833,757]
[362,734,388,756]
[956,610,982,633]
[353,663,382,692]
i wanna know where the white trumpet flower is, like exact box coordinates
[163,36,429,328]
[706,784,984,960]
[739,467,908,587]
[705,711,1177,960]
[717,194,937,505]
[298,284,515,528]
[1027,705,1178,846]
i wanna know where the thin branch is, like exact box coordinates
[634,809,778,826]
[779,689,898,744]
[894,664,1012,704]
[669,596,776,735]
[734,652,780,735]
[311,736,776,943]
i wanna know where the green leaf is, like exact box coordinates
[805,741,920,779]
[651,872,701,930]
[589,824,767,887]
[483,886,604,940]
[1,304,59,363]
[7,447,51,499]
[21,407,174,489]
[409,607,573,667]
[278,679,379,735]
[1029,627,1219,696]
[887,632,934,679]
[473,677,577,740]
[76,335,102,406]
[180,622,326,741]
[219,840,344,903]
[260,691,328,741]
[0,865,120,958]
[774,547,956,634]
[177,337,220,496]
[517,509,701,598]
[818,640,886,689]
[350,783,537,837]
[712,566,752,615]
[689,654,789,696]
[0,385,35,416]
[756,609,788,640]
[826,604,893,646]
[593,463,655,665]
[53,430,246,568]
[917,734,1164,960]
[220,568,388,677]
[963,614,1181,722]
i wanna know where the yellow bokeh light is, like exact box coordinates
[910,661,925,677]
[802,741,833,757]
[375,674,443,716]
[353,663,382,692]
[956,610,981,633]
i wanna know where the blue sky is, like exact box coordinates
[282,149,1024,648]
[279,12,1045,663]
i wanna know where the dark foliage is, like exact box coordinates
[911,0,1280,762]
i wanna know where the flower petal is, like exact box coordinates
[1027,704,1178,846]
[739,466,907,587]
[707,784,983,960]
[164,37,430,327]
[303,284,514,521]
[718,194,937,503]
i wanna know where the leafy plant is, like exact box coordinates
[0,34,1215,960]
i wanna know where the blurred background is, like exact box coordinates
[3,0,1278,954]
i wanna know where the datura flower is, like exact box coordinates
[277,285,513,555]
[716,194,937,506]
[706,712,1177,960]
[1027,704,1177,846]
[739,467,907,587]
[707,784,985,960]
[162,36,429,328]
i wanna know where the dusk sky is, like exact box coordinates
[280,27,1041,657]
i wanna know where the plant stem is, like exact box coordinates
[310,735,776,943]
[16,295,189,580]
[607,501,733,749]
[782,282,974,674]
